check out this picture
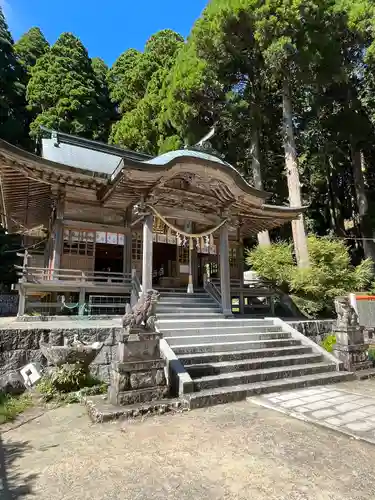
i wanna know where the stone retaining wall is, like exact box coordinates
[287,319,335,344]
[0,294,18,316]
[0,327,122,382]
[0,319,337,381]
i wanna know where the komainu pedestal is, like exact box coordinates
[333,297,372,372]
[108,290,168,406]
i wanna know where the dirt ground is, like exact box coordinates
[1,396,375,500]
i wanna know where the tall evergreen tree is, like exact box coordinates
[26,32,106,139]
[14,27,49,76]
[107,48,143,115]
[109,29,184,152]
[91,57,116,142]
[0,7,27,145]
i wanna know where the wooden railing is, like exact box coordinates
[15,265,132,287]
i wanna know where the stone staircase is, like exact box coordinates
[156,291,353,409]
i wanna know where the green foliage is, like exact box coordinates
[14,27,49,75]
[91,57,116,141]
[245,242,294,288]
[27,32,110,140]
[246,236,374,317]
[37,365,107,403]
[0,393,33,424]
[0,7,27,145]
[368,346,375,362]
[109,30,184,153]
[321,334,336,353]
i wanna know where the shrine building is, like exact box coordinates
[0,128,303,316]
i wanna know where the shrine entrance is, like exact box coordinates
[94,243,123,273]
[198,254,219,286]
[152,242,178,286]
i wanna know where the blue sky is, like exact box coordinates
[2,0,207,66]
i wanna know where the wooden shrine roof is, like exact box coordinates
[0,138,305,237]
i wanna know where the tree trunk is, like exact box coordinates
[251,127,271,246]
[327,157,346,236]
[350,145,375,261]
[282,78,309,267]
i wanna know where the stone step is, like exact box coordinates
[179,345,313,365]
[157,312,223,320]
[157,318,276,329]
[166,331,291,346]
[186,353,323,377]
[172,338,301,355]
[158,294,216,304]
[156,306,221,314]
[157,299,218,305]
[193,362,336,390]
[184,371,354,409]
[156,288,209,298]
[161,325,283,336]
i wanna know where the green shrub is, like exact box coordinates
[37,364,107,403]
[368,347,375,362]
[320,334,336,353]
[246,236,374,317]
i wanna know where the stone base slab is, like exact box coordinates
[113,359,165,373]
[108,385,169,406]
[118,337,160,362]
[333,343,371,371]
[334,327,365,346]
[84,394,189,423]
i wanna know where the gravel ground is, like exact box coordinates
[2,397,375,500]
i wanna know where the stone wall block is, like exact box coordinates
[155,369,166,386]
[111,370,130,392]
[89,364,111,383]
[116,386,168,406]
[91,345,112,366]
[129,371,156,390]
[0,329,50,351]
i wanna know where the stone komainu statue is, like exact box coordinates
[334,296,359,329]
[122,289,160,332]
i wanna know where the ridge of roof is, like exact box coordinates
[40,126,152,162]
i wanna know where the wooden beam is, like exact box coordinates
[63,219,132,234]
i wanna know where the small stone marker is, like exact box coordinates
[20,362,42,387]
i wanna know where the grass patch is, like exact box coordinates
[0,393,33,424]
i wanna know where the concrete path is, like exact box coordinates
[252,379,375,445]
[2,398,375,499]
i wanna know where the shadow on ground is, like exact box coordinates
[0,435,38,499]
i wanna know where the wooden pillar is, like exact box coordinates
[187,239,194,294]
[17,286,26,316]
[78,288,86,316]
[51,190,65,277]
[192,248,198,288]
[142,214,153,293]
[237,225,244,287]
[220,222,232,316]
[123,208,132,276]
[17,250,28,317]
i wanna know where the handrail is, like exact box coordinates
[203,275,222,309]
